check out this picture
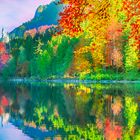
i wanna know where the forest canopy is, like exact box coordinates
[1,0,140,80]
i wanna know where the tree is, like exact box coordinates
[0,42,10,70]
[122,0,140,72]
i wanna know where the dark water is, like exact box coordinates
[0,82,140,140]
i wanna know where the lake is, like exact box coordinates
[0,82,140,140]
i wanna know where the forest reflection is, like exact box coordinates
[0,83,140,140]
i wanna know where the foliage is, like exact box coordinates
[1,0,140,80]
[3,83,140,139]
[124,96,138,130]
[33,105,48,126]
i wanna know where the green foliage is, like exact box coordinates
[2,58,16,79]
[6,31,79,79]
[33,105,48,126]
[3,3,140,80]
[36,50,51,78]
[48,115,64,129]
[18,46,26,64]
[123,130,131,140]
[10,38,22,61]
[124,42,138,72]
[124,96,138,130]
[134,130,140,140]
[24,36,35,61]
[48,35,78,76]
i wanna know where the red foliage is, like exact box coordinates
[123,0,140,22]
[104,118,122,140]
[130,20,140,50]
[1,96,9,107]
[0,42,9,66]
[59,0,88,36]
[0,106,4,115]
[1,53,9,64]
[0,42,6,54]
[122,0,140,49]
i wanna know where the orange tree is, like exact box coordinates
[122,0,140,72]
[58,0,140,77]
[59,0,124,70]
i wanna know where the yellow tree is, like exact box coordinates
[59,0,125,72]
[122,0,140,71]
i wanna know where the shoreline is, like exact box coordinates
[6,78,140,84]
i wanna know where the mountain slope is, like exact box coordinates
[10,1,63,38]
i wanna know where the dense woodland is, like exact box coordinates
[1,0,140,80]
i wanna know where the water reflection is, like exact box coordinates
[0,95,9,127]
[0,83,140,139]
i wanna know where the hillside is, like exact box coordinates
[10,1,63,38]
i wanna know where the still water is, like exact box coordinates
[0,82,140,140]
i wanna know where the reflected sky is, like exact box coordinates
[0,123,32,140]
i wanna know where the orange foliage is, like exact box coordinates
[123,0,140,22]
[105,118,122,140]
[106,20,122,41]
[123,0,140,69]
[105,20,123,67]
[59,0,140,71]
[96,118,103,130]
[74,55,91,73]
[38,25,51,34]
[124,0,140,43]
[24,28,37,38]
[111,97,122,115]
[59,0,89,36]
[112,49,123,68]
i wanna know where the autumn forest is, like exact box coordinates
[0,0,140,140]
[1,0,140,81]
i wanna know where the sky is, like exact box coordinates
[0,0,53,34]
